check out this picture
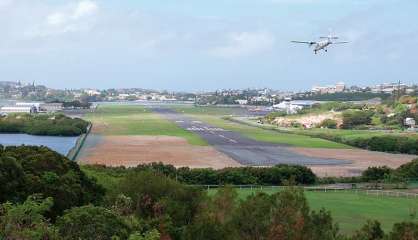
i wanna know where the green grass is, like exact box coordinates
[85,105,207,146]
[174,106,349,148]
[209,188,418,234]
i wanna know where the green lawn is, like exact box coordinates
[174,106,349,148]
[85,105,207,146]
[209,188,418,234]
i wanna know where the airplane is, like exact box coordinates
[291,34,348,54]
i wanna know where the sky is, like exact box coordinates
[1,0,418,92]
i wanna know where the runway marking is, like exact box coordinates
[218,134,238,144]
[175,120,185,123]
[192,121,202,124]
[186,127,227,132]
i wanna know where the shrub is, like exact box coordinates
[318,119,337,129]
[341,110,374,129]
[57,205,130,240]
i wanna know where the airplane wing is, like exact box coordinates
[291,41,316,45]
[332,41,349,44]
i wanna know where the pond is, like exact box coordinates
[0,134,79,155]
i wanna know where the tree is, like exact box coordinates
[0,146,105,219]
[57,205,131,240]
[362,166,393,182]
[0,156,25,202]
[232,192,272,240]
[387,222,418,240]
[0,196,59,240]
[117,171,205,239]
[351,220,384,240]
[341,110,374,129]
[268,187,311,240]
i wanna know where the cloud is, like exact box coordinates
[28,0,99,37]
[209,31,275,58]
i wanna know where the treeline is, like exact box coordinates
[309,131,418,155]
[295,92,391,101]
[320,158,418,185]
[0,113,89,136]
[1,146,417,239]
[85,162,317,186]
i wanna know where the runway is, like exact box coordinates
[153,108,351,166]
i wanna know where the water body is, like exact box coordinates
[0,134,79,155]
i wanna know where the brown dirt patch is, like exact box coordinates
[78,135,241,169]
[289,147,417,177]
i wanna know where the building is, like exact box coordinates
[272,99,318,114]
[371,83,407,94]
[39,103,63,112]
[312,82,346,95]
[0,106,37,114]
[16,102,42,111]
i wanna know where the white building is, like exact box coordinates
[272,100,318,114]
[235,99,248,105]
[1,106,37,114]
[39,103,63,112]
[16,102,42,111]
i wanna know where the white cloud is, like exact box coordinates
[28,1,99,37]
[209,31,275,58]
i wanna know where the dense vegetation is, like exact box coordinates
[0,113,89,136]
[0,146,104,219]
[84,162,317,186]
[1,147,417,239]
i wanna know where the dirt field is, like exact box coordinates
[290,147,417,177]
[78,135,241,169]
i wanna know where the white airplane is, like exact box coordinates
[292,34,348,54]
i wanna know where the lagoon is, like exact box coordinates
[0,134,78,155]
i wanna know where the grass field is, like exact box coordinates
[208,188,418,234]
[85,105,207,145]
[174,106,350,148]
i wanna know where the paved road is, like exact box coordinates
[153,108,351,166]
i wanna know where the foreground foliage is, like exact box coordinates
[0,146,104,218]
[1,147,417,239]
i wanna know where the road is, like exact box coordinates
[153,108,351,166]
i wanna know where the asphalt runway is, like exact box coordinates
[153,108,351,166]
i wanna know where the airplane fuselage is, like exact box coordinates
[314,40,331,53]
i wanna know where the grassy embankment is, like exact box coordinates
[174,106,350,149]
[84,105,207,146]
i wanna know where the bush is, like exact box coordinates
[395,159,418,178]
[318,119,337,129]
[57,205,130,240]
[362,166,393,182]
[341,110,374,129]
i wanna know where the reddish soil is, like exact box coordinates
[78,135,241,169]
[289,147,417,177]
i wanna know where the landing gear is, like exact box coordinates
[325,49,328,52]
[314,50,317,54]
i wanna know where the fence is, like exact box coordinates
[66,123,92,161]
[193,185,418,199]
